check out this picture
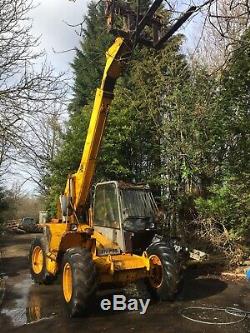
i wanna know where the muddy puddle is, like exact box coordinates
[0,274,58,326]
[1,272,152,327]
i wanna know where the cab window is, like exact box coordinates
[93,183,120,229]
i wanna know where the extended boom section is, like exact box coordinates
[62,37,132,220]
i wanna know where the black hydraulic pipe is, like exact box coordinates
[132,0,164,40]
[155,5,197,49]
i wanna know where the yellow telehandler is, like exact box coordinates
[29,0,195,317]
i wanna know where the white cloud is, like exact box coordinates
[31,0,89,72]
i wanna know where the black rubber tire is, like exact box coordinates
[62,248,97,317]
[29,237,55,284]
[145,241,181,301]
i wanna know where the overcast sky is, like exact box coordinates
[31,0,89,73]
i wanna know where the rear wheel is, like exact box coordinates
[29,237,55,284]
[146,241,181,301]
[62,248,97,317]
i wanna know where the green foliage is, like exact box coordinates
[46,1,188,211]
[194,29,250,241]
[45,2,249,246]
[218,29,250,177]
[196,175,250,238]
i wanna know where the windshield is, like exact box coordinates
[120,189,157,218]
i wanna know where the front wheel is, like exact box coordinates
[62,248,97,317]
[29,237,55,284]
[146,241,182,301]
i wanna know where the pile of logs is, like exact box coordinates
[2,219,25,234]
[1,219,42,234]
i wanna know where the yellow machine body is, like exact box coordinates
[42,37,153,286]
[44,222,151,285]
[30,4,195,315]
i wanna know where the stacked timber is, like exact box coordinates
[2,219,25,234]
[1,219,42,234]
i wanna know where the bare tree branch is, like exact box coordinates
[0,0,69,177]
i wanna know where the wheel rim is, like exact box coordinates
[149,254,163,288]
[63,263,73,303]
[32,246,44,274]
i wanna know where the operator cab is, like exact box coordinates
[93,181,158,253]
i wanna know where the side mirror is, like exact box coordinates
[60,195,73,217]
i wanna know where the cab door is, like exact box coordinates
[93,181,125,251]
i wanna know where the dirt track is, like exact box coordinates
[0,233,249,333]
